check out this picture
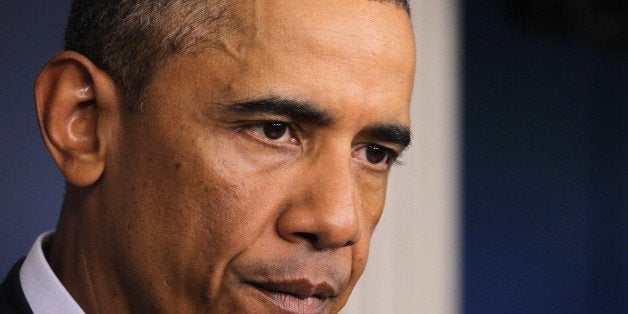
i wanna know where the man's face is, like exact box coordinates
[90,0,414,312]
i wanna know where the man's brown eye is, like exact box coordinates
[263,122,288,140]
[365,144,389,164]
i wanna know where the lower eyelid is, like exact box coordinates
[353,158,391,172]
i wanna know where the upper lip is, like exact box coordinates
[247,278,338,299]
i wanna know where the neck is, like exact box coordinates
[48,185,103,313]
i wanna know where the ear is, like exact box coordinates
[35,51,120,187]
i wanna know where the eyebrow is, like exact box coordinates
[225,96,332,124]
[363,123,412,151]
[224,95,411,150]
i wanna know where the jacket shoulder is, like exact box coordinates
[0,258,33,314]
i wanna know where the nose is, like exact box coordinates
[276,153,362,250]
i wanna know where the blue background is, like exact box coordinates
[1,1,626,313]
[1,0,68,275]
[463,1,627,313]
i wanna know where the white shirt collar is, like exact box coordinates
[19,231,85,314]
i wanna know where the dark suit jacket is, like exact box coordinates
[0,258,33,314]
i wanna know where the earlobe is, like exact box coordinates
[35,52,118,187]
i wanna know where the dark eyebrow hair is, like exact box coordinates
[225,96,332,124]
[225,95,411,150]
[363,123,412,151]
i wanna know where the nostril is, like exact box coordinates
[294,232,318,244]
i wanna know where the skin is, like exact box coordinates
[34,0,415,313]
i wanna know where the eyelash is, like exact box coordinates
[243,121,300,145]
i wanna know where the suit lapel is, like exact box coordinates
[0,258,33,314]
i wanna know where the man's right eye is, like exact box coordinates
[249,121,299,145]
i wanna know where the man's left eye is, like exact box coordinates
[353,144,397,169]
[250,121,298,144]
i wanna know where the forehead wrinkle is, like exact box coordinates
[193,1,265,70]
[212,1,413,73]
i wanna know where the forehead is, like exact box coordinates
[152,0,415,122]
[236,0,412,50]
[229,0,415,72]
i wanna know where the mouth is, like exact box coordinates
[245,279,337,313]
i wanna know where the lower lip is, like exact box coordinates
[254,287,326,313]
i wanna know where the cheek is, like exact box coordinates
[125,110,299,239]
[355,170,389,231]
[163,131,295,257]
[100,120,296,294]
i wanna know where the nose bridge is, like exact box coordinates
[325,148,354,194]
[277,145,362,249]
